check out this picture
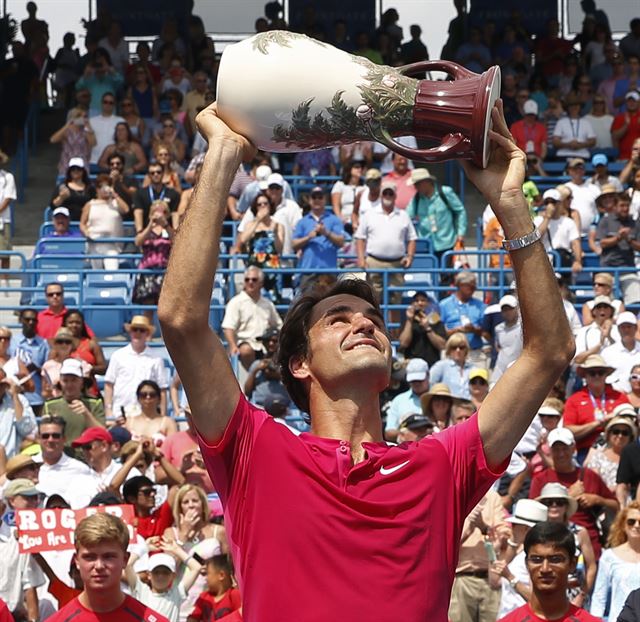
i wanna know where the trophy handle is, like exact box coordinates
[377,127,469,162]
[397,60,478,81]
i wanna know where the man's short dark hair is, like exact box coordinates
[19,308,38,319]
[39,416,66,434]
[524,521,576,559]
[45,282,64,293]
[122,476,154,503]
[276,278,384,414]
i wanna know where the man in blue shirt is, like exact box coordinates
[292,186,346,288]
[439,272,486,357]
[9,309,49,415]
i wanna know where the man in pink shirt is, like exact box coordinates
[382,152,414,209]
[158,101,575,622]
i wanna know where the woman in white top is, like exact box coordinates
[331,161,364,233]
[582,272,625,324]
[627,169,640,220]
[79,173,129,269]
[591,502,640,621]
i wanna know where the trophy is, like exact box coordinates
[216,31,501,168]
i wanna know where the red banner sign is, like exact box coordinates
[16,505,136,553]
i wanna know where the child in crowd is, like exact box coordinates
[187,555,242,622]
[126,537,203,622]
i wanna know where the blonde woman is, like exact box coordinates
[429,334,474,399]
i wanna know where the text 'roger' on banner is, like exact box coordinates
[16,505,136,554]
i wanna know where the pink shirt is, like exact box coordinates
[383,170,414,209]
[198,394,505,622]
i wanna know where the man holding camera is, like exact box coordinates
[398,291,446,366]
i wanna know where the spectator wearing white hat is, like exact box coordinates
[534,188,582,279]
[236,165,294,215]
[581,272,624,325]
[529,427,618,559]
[384,358,429,442]
[492,499,548,618]
[574,295,620,362]
[510,100,548,160]
[492,295,523,384]
[602,311,640,392]
[406,167,466,264]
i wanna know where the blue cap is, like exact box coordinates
[158,99,172,114]
[591,153,608,167]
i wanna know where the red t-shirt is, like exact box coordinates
[0,599,12,622]
[529,467,615,559]
[197,394,506,622]
[382,170,415,210]
[498,602,602,621]
[563,386,628,450]
[611,110,640,160]
[37,307,96,340]
[510,120,548,157]
[47,594,170,622]
[136,501,174,539]
[190,589,242,621]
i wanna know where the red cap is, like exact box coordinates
[71,426,113,447]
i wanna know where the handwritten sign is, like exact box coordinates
[16,505,136,553]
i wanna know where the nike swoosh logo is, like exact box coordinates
[379,460,410,476]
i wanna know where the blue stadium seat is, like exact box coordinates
[209,287,225,333]
[404,254,438,288]
[33,254,87,271]
[37,272,81,288]
[83,286,129,338]
[85,272,131,289]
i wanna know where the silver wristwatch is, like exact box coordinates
[502,227,542,251]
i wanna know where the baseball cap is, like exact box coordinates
[406,358,429,382]
[266,173,284,188]
[108,425,132,446]
[523,99,538,115]
[547,428,575,446]
[625,91,640,101]
[592,295,614,309]
[68,157,85,169]
[365,168,382,181]
[4,478,41,498]
[257,328,279,342]
[52,207,70,218]
[381,180,397,193]
[148,553,176,573]
[499,294,518,308]
[310,185,324,194]
[399,413,433,430]
[617,311,637,326]
[537,405,561,417]
[591,153,608,167]
[543,189,561,202]
[59,358,84,378]
[469,368,489,382]
[567,157,585,168]
[71,426,113,447]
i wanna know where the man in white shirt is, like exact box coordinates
[103,315,168,419]
[67,426,121,508]
[221,266,283,371]
[354,181,417,322]
[0,151,16,290]
[564,158,601,236]
[602,311,640,392]
[492,295,523,383]
[34,416,91,502]
[552,95,596,160]
[534,188,583,277]
[89,92,124,164]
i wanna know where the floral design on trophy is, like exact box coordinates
[271,51,416,149]
[252,30,327,55]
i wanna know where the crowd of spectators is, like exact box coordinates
[3,1,640,621]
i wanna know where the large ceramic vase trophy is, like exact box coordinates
[216,31,501,168]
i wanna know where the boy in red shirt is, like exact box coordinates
[48,512,170,622]
[498,521,601,622]
[188,555,242,622]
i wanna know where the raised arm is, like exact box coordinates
[158,104,256,445]
[462,101,575,470]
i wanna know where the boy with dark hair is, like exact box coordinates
[121,475,174,539]
[497,522,601,622]
[187,555,241,622]
[48,513,170,622]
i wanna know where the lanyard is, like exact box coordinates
[569,119,580,139]
[149,186,166,202]
[588,390,607,420]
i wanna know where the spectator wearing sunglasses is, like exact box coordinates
[35,415,91,501]
[564,354,630,462]
[87,91,125,165]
